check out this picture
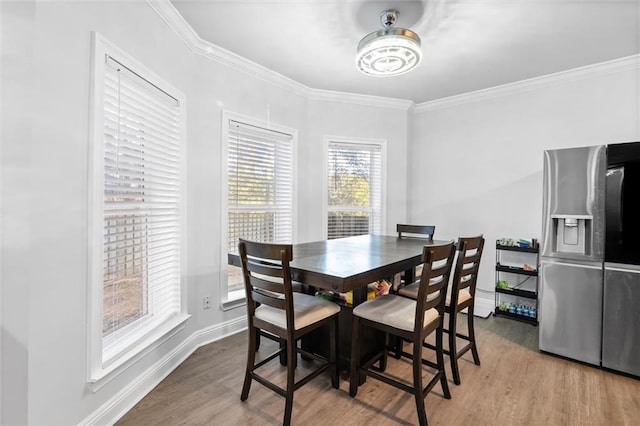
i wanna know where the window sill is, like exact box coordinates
[88,313,190,392]
[221,291,246,311]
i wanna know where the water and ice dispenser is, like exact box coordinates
[550,214,593,256]
[541,146,605,262]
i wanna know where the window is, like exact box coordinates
[88,33,187,385]
[222,115,295,305]
[325,139,384,239]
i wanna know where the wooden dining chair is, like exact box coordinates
[349,243,455,426]
[443,235,485,385]
[400,235,485,385]
[390,224,437,357]
[238,239,340,426]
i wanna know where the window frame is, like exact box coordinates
[322,136,387,240]
[87,32,189,389]
[220,111,297,310]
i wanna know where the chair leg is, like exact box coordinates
[241,325,257,401]
[279,338,293,366]
[393,335,403,359]
[349,316,361,397]
[283,335,296,426]
[436,326,451,400]
[412,336,428,426]
[330,316,339,389]
[467,308,481,366]
[448,310,461,385]
[378,332,388,371]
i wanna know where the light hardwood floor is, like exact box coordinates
[116,315,640,425]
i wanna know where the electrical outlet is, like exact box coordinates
[203,296,211,309]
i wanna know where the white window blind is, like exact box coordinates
[101,54,182,365]
[226,120,294,293]
[327,141,382,239]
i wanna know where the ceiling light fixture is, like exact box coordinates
[356,9,422,77]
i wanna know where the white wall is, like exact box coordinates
[1,1,411,424]
[409,60,640,313]
[2,0,36,423]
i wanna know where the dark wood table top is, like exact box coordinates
[289,234,452,293]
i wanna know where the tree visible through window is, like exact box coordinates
[327,141,382,239]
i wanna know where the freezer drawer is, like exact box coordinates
[603,264,640,376]
[539,259,603,365]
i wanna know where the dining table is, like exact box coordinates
[230,234,452,370]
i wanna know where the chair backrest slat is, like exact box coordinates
[252,289,287,310]
[246,260,285,278]
[249,275,286,296]
[397,224,435,241]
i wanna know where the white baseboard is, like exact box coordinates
[81,316,247,426]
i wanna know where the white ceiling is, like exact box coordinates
[170,0,640,104]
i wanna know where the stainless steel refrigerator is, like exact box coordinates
[539,145,606,366]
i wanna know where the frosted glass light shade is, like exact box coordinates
[356,28,422,77]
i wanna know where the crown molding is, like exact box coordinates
[308,88,414,110]
[415,54,640,113]
[146,0,414,111]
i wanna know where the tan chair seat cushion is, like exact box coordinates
[446,289,471,307]
[255,292,340,330]
[352,294,439,332]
